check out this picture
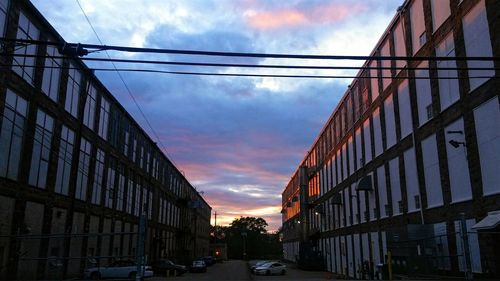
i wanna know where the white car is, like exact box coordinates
[254,262,287,276]
[251,260,271,272]
[84,259,153,280]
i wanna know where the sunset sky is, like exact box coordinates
[31,0,403,231]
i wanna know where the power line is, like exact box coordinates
[74,0,178,168]
[1,62,497,80]
[2,37,500,62]
[3,53,500,72]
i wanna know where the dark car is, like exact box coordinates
[189,260,207,273]
[151,259,187,276]
[198,256,216,266]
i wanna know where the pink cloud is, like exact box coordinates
[245,3,368,30]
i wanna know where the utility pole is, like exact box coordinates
[460,213,473,281]
[214,211,217,244]
[135,207,147,281]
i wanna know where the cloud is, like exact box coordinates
[244,2,368,30]
[31,0,404,232]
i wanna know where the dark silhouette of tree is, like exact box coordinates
[210,217,282,260]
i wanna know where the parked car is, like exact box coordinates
[198,256,216,266]
[84,259,153,280]
[151,259,187,276]
[254,262,287,276]
[189,260,207,273]
[250,260,271,273]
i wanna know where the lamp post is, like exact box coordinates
[241,232,247,260]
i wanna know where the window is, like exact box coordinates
[98,97,110,139]
[134,182,141,216]
[105,158,116,208]
[436,33,459,110]
[398,80,412,138]
[29,109,54,188]
[341,144,347,181]
[462,0,494,91]
[384,94,397,148]
[123,124,130,156]
[363,118,372,163]
[431,0,450,32]
[393,21,406,71]
[0,0,9,36]
[126,177,134,214]
[145,150,150,173]
[41,45,62,101]
[421,134,443,208]
[380,40,391,91]
[426,104,433,120]
[415,62,433,125]
[91,149,105,205]
[410,0,425,54]
[369,61,379,100]
[55,126,75,195]
[377,165,388,218]
[403,148,420,212]
[347,137,354,176]
[445,118,472,203]
[373,108,383,157]
[65,63,81,117]
[12,12,39,85]
[83,83,97,130]
[354,128,363,170]
[474,97,500,196]
[75,138,91,201]
[0,90,28,180]
[389,158,402,215]
[115,168,125,211]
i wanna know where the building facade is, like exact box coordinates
[0,0,211,280]
[282,0,500,278]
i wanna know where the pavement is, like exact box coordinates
[150,260,251,281]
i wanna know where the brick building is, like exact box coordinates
[0,0,211,280]
[282,0,499,278]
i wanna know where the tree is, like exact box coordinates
[210,217,282,260]
[229,217,268,234]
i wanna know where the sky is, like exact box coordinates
[31,0,403,231]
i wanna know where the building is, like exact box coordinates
[282,0,499,279]
[0,0,211,280]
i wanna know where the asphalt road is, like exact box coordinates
[151,260,251,281]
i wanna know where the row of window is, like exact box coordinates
[283,0,495,221]
[2,7,194,198]
[300,97,498,232]
[0,89,187,226]
[1,2,212,207]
